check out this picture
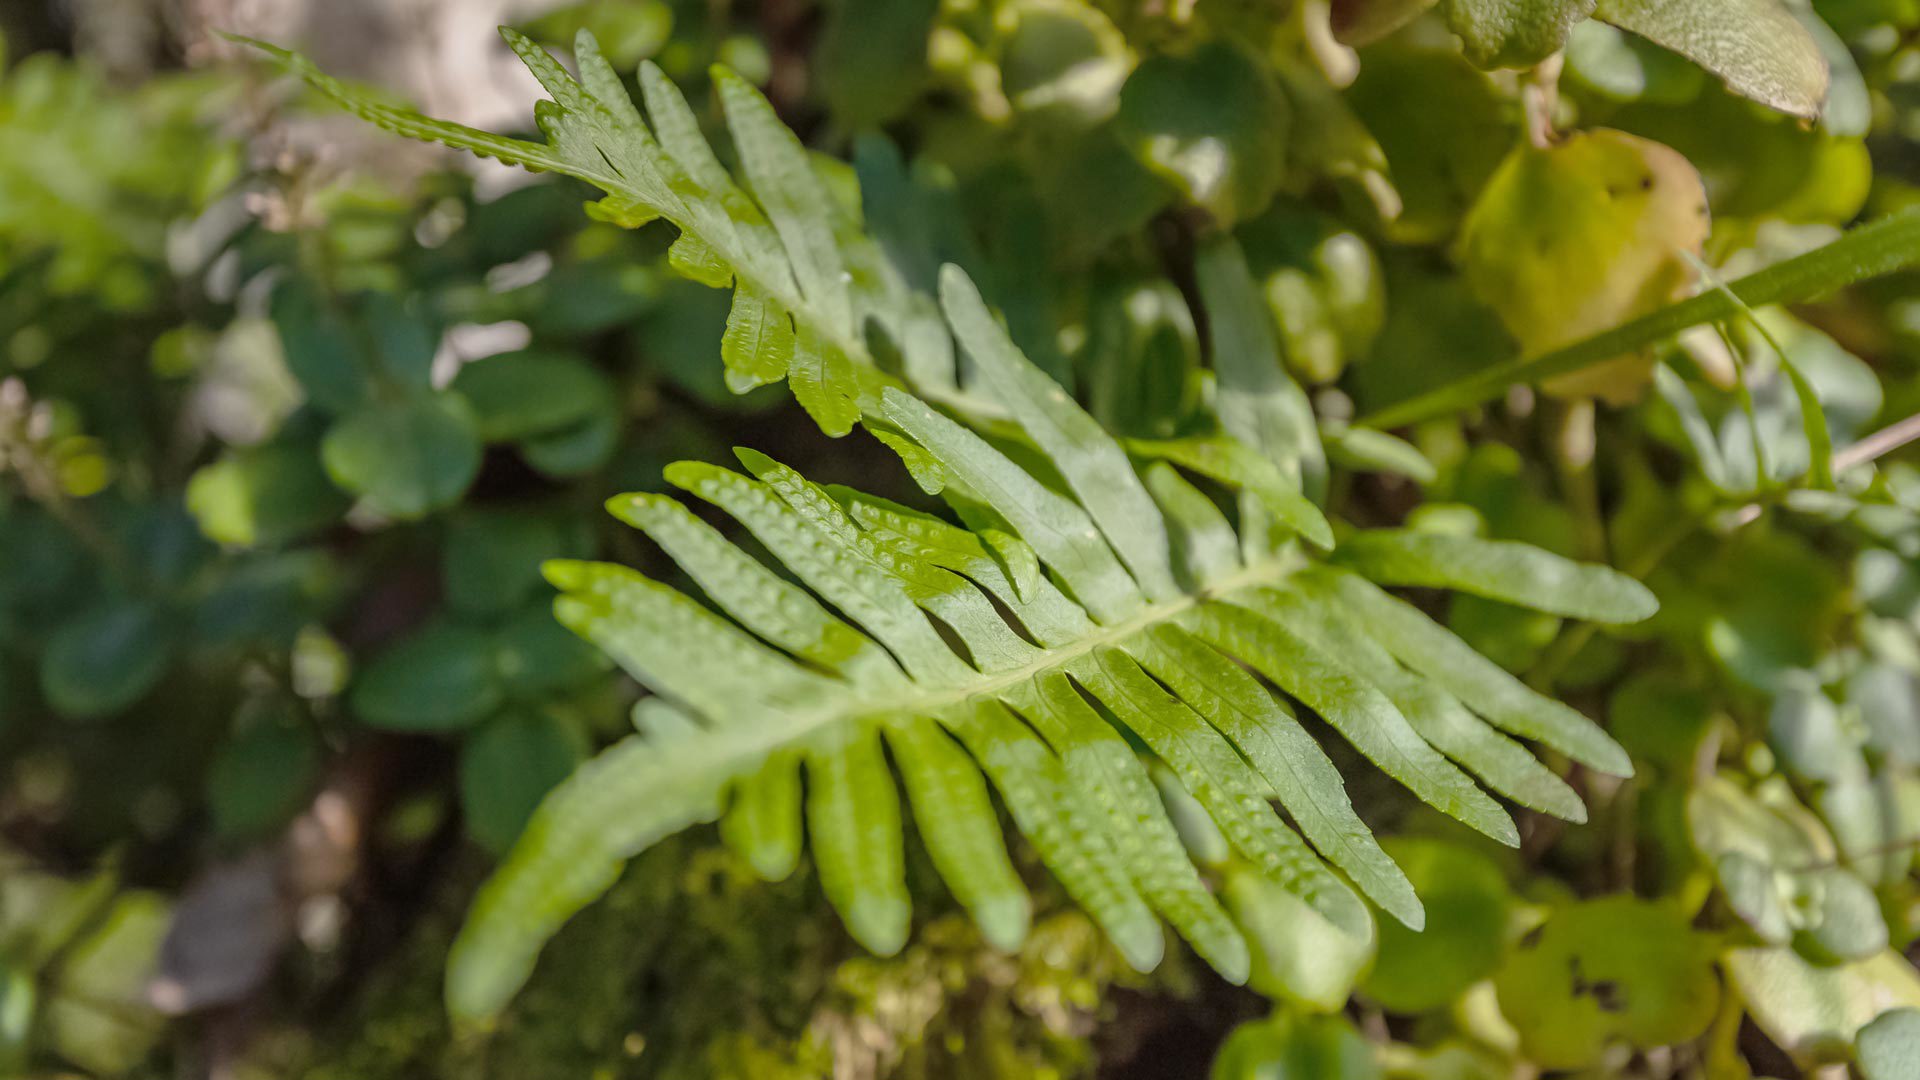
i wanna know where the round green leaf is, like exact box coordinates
[1114,40,1288,227]
[1225,865,1376,1012]
[817,0,938,128]
[1769,676,1862,784]
[493,606,609,701]
[40,600,174,719]
[1211,1013,1381,1080]
[459,713,583,853]
[999,0,1132,124]
[1362,838,1514,1014]
[1793,866,1890,964]
[270,278,369,416]
[186,442,348,548]
[444,511,570,618]
[1458,128,1709,403]
[1848,662,1920,767]
[350,621,502,731]
[1858,1007,1920,1080]
[358,290,440,389]
[450,350,613,443]
[1729,947,1920,1063]
[1494,895,1719,1068]
[519,396,621,478]
[321,393,481,520]
[207,717,321,840]
[1818,774,1908,885]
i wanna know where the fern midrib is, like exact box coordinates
[687,201,877,379]
[769,547,1309,744]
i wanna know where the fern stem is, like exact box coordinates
[1359,207,1920,430]
[818,549,1308,725]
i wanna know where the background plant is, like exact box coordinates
[5,0,1920,1076]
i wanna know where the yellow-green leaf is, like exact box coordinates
[1458,128,1709,402]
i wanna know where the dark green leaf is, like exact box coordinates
[816,0,937,128]
[270,279,369,415]
[321,393,482,520]
[1115,42,1288,227]
[450,351,614,443]
[444,511,573,618]
[351,621,502,731]
[187,442,348,548]
[461,713,584,853]
[493,606,610,700]
[40,600,173,719]
[1211,1013,1382,1080]
[207,717,320,839]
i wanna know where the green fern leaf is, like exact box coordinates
[442,263,1646,1026]
[235,29,977,433]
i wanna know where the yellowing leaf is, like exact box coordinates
[1458,128,1709,402]
[1728,947,1920,1064]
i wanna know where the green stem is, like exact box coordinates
[1360,207,1920,430]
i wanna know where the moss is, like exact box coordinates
[243,834,1183,1079]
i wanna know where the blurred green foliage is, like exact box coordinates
[4,0,1920,1075]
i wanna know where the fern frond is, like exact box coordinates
[240,27,1654,1026]
[442,262,1648,1026]
[232,30,963,435]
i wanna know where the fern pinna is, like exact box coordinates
[245,30,1655,1024]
